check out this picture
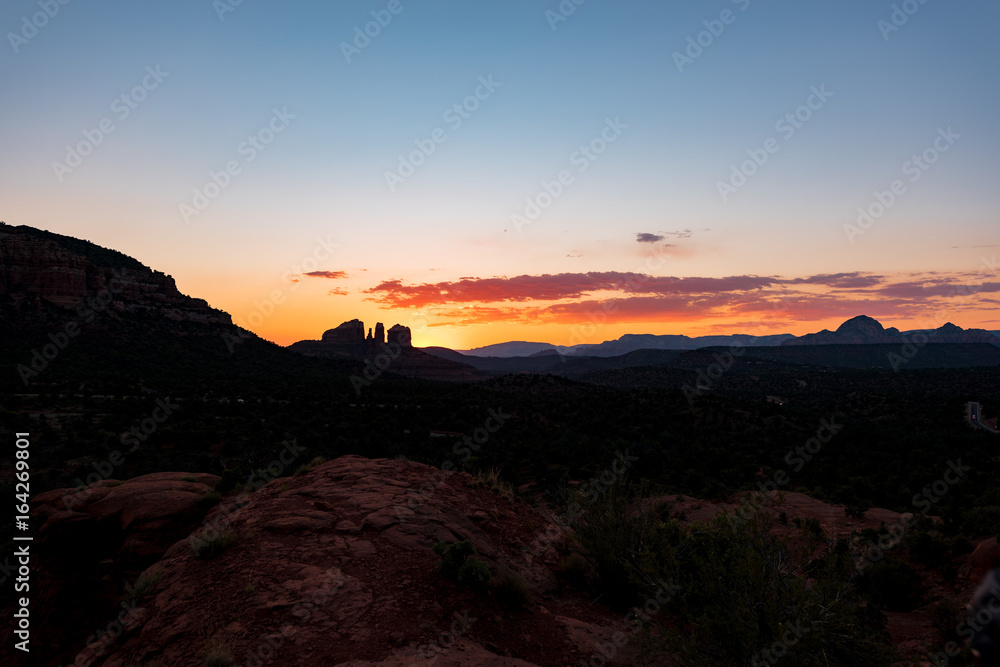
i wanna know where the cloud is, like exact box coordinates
[361,269,997,329]
[635,229,693,244]
[789,272,886,289]
[364,272,778,308]
[304,270,348,279]
[327,288,348,296]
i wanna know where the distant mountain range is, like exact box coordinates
[457,315,999,358]
[425,315,1000,376]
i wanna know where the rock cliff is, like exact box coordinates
[0,224,231,326]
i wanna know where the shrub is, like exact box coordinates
[557,553,591,590]
[203,641,234,667]
[294,456,327,476]
[433,540,491,593]
[495,565,534,609]
[573,488,894,666]
[930,596,968,644]
[216,468,241,493]
[191,528,237,560]
[469,468,515,501]
[457,558,491,594]
[123,568,162,605]
[906,530,949,567]
[858,556,923,611]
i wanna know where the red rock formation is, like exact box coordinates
[0,224,231,325]
[292,321,486,382]
[26,457,633,667]
[322,319,366,344]
[387,324,412,348]
[18,472,219,666]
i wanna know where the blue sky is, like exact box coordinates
[2,0,998,347]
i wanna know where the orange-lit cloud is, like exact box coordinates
[303,270,348,279]
[364,272,783,308]
[360,270,999,331]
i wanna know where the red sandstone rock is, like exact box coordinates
[30,456,633,667]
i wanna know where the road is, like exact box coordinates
[969,401,999,434]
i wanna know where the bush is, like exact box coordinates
[433,540,491,593]
[123,568,162,605]
[468,468,515,501]
[495,565,534,609]
[858,556,923,611]
[191,528,237,560]
[295,456,327,476]
[203,641,234,667]
[570,484,674,609]
[217,468,241,493]
[906,530,949,567]
[573,488,894,666]
[557,553,591,590]
[457,558,491,594]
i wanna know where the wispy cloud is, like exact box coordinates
[304,270,348,279]
[361,268,997,329]
[364,272,779,308]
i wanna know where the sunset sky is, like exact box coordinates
[2,0,998,349]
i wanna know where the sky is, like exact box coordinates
[2,0,998,349]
